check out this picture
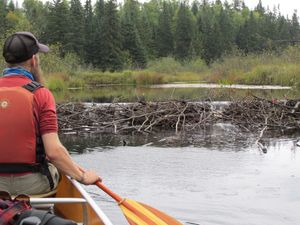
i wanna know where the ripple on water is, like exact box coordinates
[69,134,300,225]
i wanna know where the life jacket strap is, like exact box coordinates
[0,163,42,173]
[0,163,54,190]
[23,81,55,191]
[22,81,43,92]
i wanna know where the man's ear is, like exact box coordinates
[31,55,37,67]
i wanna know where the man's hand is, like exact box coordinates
[79,170,102,185]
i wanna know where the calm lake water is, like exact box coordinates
[61,127,300,225]
[54,83,300,103]
[59,84,300,224]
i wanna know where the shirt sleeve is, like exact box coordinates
[34,87,58,135]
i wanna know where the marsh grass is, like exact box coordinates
[1,41,295,91]
[208,49,300,88]
[46,73,68,91]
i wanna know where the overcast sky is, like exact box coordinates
[14,0,299,17]
[244,0,299,17]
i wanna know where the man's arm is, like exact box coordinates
[42,132,100,185]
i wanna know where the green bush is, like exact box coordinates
[40,44,82,75]
[133,71,164,85]
[147,57,183,74]
[46,75,67,91]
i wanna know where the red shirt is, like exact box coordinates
[0,75,58,136]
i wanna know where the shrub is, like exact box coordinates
[40,44,82,75]
[133,71,164,85]
[46,74,68,91]
[147,57,183,74]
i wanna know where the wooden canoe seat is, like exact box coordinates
[10,188,58,199]
[28,188,58,198]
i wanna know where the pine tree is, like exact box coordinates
[138,9,156,58]
[0,0,8,38]
[218,6,235,53]
[23,0,48,37]
[121,0,146,68]
[290,10,300,45]
[8,0,15,11]
[46,0,71,54]
[259,11,277,49]
[156,1,174,57]
[255,0,264,15]
[93,0,106,67]
[174,2,193,61]
[236,12,264,53]
[191,0,199,16]
[101,0,123,71]
[197,6,223,63]
[276,15,290,47]
[83,0,94,64]
[138,0,163,58]
[121,19,146,68]
[69,0,85,57]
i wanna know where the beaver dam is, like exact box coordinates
[57,96,300,137]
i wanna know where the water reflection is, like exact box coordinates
[60,124,254,152]
[53,85,299,103]
[56,83,300,224]
[60,124,300,154]
[68,134,300,225]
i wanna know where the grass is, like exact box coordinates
[1,41,299,92]
[207,49,300,88]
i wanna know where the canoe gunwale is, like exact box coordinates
[69,177,114,225]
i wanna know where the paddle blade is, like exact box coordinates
[120,199,183,225]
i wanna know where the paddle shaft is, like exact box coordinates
[95,181,156,222]
[95,181,122,203]
[92,175,183,224]
[81,169,157,222]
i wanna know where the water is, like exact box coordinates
[54,84,300,103]
[61,129,300,225]
[58,84,300,224]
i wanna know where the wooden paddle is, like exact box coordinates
[95,181,183,225]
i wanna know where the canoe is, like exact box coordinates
[29,175,114,225]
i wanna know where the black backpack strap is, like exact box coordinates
[24,82,54,190]
[35,137,55,190]
[22,81,43,93]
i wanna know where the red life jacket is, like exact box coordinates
[0,81,54,190]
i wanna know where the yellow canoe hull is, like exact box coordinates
[46,175,113,225]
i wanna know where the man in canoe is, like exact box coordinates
[0,32,100,195]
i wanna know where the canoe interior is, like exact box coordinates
[54,175,106,225]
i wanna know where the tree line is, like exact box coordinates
[1,0,300,71]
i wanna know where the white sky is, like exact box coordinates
[14,0,299,17]
[244,0,299,17]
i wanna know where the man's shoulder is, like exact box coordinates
[34,85,56,103]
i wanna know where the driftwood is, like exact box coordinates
[57,96,300,136]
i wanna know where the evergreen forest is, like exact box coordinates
[1,0,300,72]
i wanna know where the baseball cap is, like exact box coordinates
[2,31,49,64]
